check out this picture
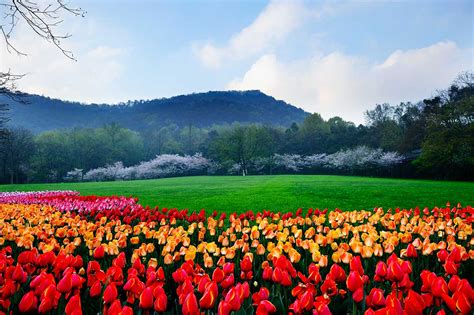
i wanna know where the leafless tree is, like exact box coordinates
[0,0,85,132]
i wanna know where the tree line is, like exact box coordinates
[1,72,472,183]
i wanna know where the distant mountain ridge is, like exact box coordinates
[4,90,309,133]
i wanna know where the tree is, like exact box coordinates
[97,123,145,166]
[414,72,474,179]
[364,104,403,151]
[299,113,330,154]
[211,125,261,176]
[29,130,71,182]
[0,127,34,183]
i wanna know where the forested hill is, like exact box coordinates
[5,90,309,133]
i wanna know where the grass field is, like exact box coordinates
[1,175,473,213]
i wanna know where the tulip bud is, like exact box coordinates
[19,291,38,313]
[139,287,154,309]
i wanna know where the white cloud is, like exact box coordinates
[195,0,311,69]
[0,23,126,104]
[227,41,473,124]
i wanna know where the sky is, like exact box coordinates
[1,0,473,124]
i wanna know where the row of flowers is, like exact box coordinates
[0,191,472,314]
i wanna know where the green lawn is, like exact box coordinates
[0,175,473,213]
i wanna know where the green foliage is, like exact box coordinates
[414,81,474,179]
[25,124,145,182]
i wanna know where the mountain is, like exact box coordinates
[4,90,309,133]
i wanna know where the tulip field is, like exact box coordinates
[0,190,472,314]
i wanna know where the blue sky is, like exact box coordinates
[1,0,472,123]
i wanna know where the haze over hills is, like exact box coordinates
[4,90,309,133]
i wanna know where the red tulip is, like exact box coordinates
[122,306,134,315]
[93,246,105,259]
[350,256,364,275]
[107,299,123,314]
[223,262,234,274]
[443,260,458,275]
[431,277,448,298]
[300,290,314,311]
[272,267,282,283]
[353,287,364,303]
[453,291,472,315]
[252,287,270,304]
[221,274,235,289]
[182,292,198,315]
[448,275,461,293]
[420,270,436,292]
[57,272,73,293]
[212,268,224,283]
[12,264,27,283]
[19,291,38,313]
[103,284,118,304]
[241,281,250,299]
[156,267,165,282]
[406,244,417,258]
[321,278,337,297]
[38,297,54,314]
[448,246,462,263]
[139,287,154,309]
[404,290,426,315]
[387,260,404,282]
[385,295,403,314]
[197,276,211,294]
[218,301,232,315]
[346,271,363,292]
[401,261,412,274]
[366,288,386,308]
[199,283,217,309]
[256,300,277,315]
[240,256,252,272]
[329,264,346,283]
[225,287,242,311]
[154,291,168,312]
[90,281,102,297]
[437,249,449,262]
[262,266,273,281]
[65,294,82,315]
[280,270,292,286]
[374,261,387,281]
[40,284,57,305]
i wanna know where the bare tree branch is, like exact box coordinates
[0,0,86,60]
[0,1,85,135]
